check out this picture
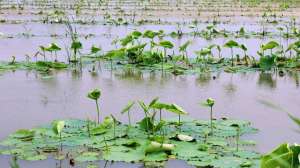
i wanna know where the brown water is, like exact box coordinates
[0,68,300,167]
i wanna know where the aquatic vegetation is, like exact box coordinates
[261,143,300,168]
[71,41,83,62]
[121,101,135,136]
[224,40,240,67]
[0,113,260,167]
[202,98,215,135]
[87,89,101,124]
[52,120,65,151]
[0,61,68,73]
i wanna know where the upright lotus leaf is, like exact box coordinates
[231,124,240,152]
[121,101,135,114]
[239,27,246,35]
[165,103,188,128]
[151,102,169,110]
[143,30,156,39]
[240,44,247,52]
[262,41,279,51]
[120,35,133,46]
[91,45,101,54]
[206,98,215,107]
[40,45,46,52]
[87,88,101,124]
[224,40,239,48]
[138,101,149,115]
[224,40,239,66]
[149,97,160,108]
[286,41,300,55]
[261,143,294,168]
[288,113,300,128]
[179,41,191,52]
[202,98,215,135]
[159,41,174,49]
[47,43,61,52]
[121,101,135,135]
[138,117,154,131]
[71,41,83,50]
[87,89,101,100]
[165,104,188,115]
[52,120,65,135]
[52,120,65,151]
[151,101,170,121]
[71,41,82,61]
[179,40,191,60]
[131,31,142,39]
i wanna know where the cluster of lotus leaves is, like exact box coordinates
[0,116,261,168]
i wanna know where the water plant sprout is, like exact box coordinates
[231,124,240,152]
[87,88,101,124]
[52,120,65,151]
[121,101,135,137]
[224,40,240,67]
[202,98,215,135]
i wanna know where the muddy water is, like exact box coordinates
[0,68,300,167]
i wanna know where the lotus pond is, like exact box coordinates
[1,0,300,168]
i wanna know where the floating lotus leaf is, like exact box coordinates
[103,145,145,163]
[234,150,261,159]
[144,152,168,162]
[10,129,35,141]
[22,153,47,161]
[211,156,251,168]
[75,152,100,162]
[0,118,260,166]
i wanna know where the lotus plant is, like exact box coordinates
[224,40,240,66]
[231,124,240,152]
[202,98,215,135]
[165,103,188,131]
[47,43,61,62]
[159,40,174,72]
[179,40,191,61]
[261,41,279,56]
[52,120,65,151]
[87,88,101,124]
[91,45,101,54]
[143,30,157,51]
[121,101,135,137]
[71,40,82,62]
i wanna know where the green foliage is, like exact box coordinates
[71,41,83,50]
[262,41,279,51]
[224,40,239,48]
[259,55,276,70]
[261,143,300,168]
[0,117,259,167]
[52,120,65,135]
[121,101,135,114]
[159,41,174,49]
[87,89,101,100]
[91,45,101,54]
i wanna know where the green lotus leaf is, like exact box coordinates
[75,152,100,162]
[87,89,101,100]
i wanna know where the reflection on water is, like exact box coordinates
[257,72,277,89]
[0,69,300,167]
